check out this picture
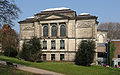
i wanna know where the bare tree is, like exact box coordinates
[98,22,120,41]
[0,0,21,27]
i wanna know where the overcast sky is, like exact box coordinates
[13,0,120,33]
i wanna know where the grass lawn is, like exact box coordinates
[0,55,120,75]
[0,64,39,75]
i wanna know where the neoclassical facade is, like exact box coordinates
[19,7,98,64]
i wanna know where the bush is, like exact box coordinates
[75,40,95,66]
[4,48,18,57]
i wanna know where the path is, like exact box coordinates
[0,60,64,75]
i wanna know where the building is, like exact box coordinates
[97,29,107,65]
[112,40,120,66]
[19,7,98,64]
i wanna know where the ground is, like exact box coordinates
[0,55,120,75]
[0,64,39,75]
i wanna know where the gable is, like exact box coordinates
[45,15,63,19]
[39,14,71,20]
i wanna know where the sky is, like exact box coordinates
[13,0,120,33]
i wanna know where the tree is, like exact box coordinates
[19,42,31,61]
[0,0,21,27]
[19,37,42,62]
[98,22,120,41]
[109,42,115,66]
[0,24,18,57]
[75,40,96,66]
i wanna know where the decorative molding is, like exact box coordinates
[23,27,34,30]
[77,22,92,28]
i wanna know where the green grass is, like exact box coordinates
[0,64,38,75]
[0,55,120,75]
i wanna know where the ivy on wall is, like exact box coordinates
[109,42,115,66]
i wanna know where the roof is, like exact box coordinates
[77,14,97,20]
[97,29,108,32]
[34,9,76,16]
[79,13,90,16]
[42,7,70,11]
[18,7,98,23]
[112,39,120,41]
[97,43,106,47]
[18,18,35,23]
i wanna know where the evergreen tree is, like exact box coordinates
[19,37,42,62]
[19,42,31,61]
[75,40,96,66]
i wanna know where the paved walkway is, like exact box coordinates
[0,60,64,75]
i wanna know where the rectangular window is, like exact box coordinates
[60,54,64,61]
[118,62,120,65]
[43,41,47,49]
[51,54,55,60]
[51,40,56,49]
[98,52,103,57]
[43,54,46,60]
[60,40,65,49]
[118,55,120,58]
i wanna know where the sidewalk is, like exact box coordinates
[0,60,64,75]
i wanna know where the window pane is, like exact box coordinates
[43,41,47,49]
[51,25,57,36]
[60,54,64,60]
[43,26,48,37]
[43,54,46,60]
[51,54,55,60]
[118,55,120,58]
[60,40,65,49]
[51,40,56,49]
[60,24,66,36]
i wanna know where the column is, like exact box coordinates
[48,23,51,37]
[57,23,60,37]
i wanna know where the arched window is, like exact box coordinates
[98,34,104,43]
[60,24,66,36]
[51,25,57,37]
[43,26,48,37]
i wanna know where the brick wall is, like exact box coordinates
[112,41,120,58]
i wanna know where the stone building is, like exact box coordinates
[19,7,98,64]
[97,29,107,65]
